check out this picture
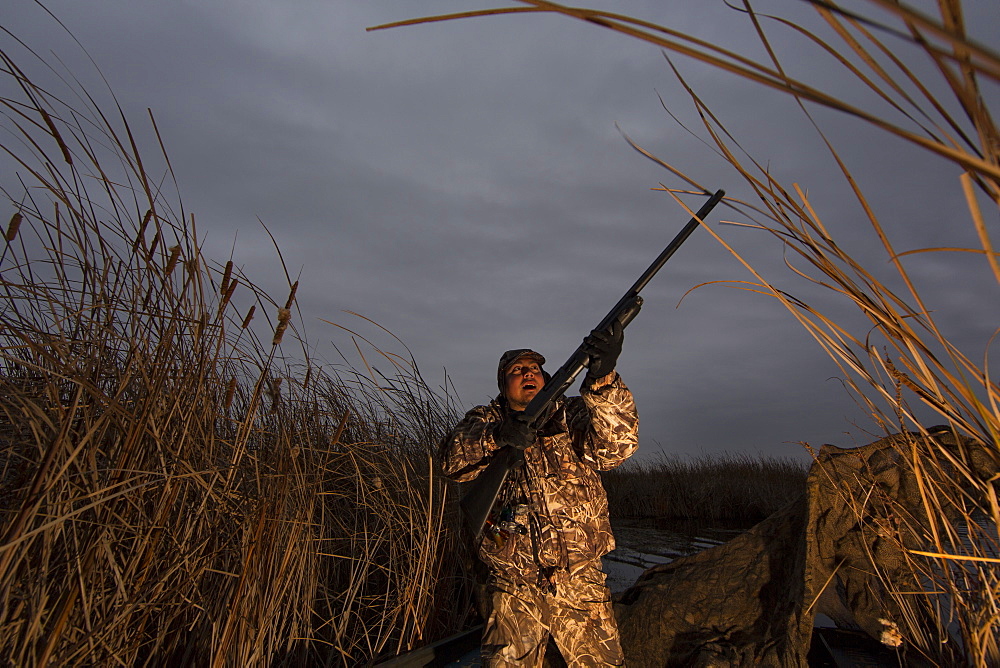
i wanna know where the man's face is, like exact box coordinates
[504,356,545,411]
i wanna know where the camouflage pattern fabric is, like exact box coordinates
[438,368,638,667]
[482,561,624,666]
[613,428,990,666]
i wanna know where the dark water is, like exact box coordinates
[603,518,753,593]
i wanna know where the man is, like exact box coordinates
[438,321,639,666]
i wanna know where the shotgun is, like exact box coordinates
[459,189,726,539]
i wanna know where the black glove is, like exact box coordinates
[493,412,534,451]
[582,318,624,382]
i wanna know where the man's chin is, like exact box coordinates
[509,393,537,410]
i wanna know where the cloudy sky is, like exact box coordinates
[4,1,998,462]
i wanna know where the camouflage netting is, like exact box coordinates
[613,428,998,667]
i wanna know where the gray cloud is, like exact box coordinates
[4,0,997,463]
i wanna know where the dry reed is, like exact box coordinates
[0,26,470,667]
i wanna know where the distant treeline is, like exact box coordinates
[602,452,810,523]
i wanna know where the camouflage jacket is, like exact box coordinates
[438,372,638,582]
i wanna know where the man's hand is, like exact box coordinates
[582,318,624,381]
[494,412,534,451]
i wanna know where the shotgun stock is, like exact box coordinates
[459,189,726,539]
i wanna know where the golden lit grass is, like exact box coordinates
[0,33,470,666]
[377,0,1000,663]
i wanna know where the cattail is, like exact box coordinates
[220,260,233,295]
[283,280,299,310]
[272,308,291,346]
[38,105,72,164]
[165,245,180,276]
[220,278,238,311]
[133,210,152,254]
[224,377,237,411]
[270,282,298,345]
[241,305,256,329]
[331,408,351,447]
[5,213,22,242]
[147,230,160,260]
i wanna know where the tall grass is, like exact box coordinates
[603,453,808,522]
[376,1,1000,664]
[0,29,470,666]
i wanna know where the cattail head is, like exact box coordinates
[220,278,238,311]
[242,305,256,329]
[224,377,237,411]
[220,260,233,295]
[272,307,291,346]
[165,245,181,276]
[5,213,22,242]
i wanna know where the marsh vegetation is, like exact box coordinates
[0,29,476,665]
[603,453,808,522]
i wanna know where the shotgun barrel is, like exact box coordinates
[459,188,726,539]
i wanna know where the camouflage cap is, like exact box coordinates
[497,348,546,395]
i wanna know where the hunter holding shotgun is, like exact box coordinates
[438,323,639,666]
[437,190,724,666]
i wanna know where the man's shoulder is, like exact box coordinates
[461,399,503,420]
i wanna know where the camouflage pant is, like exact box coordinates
[481,561,624,667]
